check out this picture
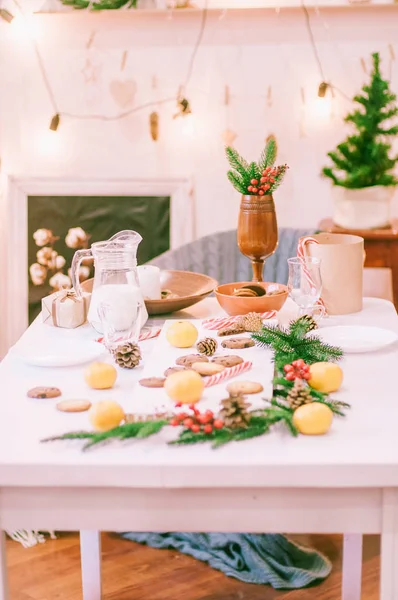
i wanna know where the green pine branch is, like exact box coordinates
[60,0,90,6]
[294,336,344,363]
[312,397,350,417]
[61,0,137,6]
[252,322,343,365]
[258,137,277,170]
[252,326,297,355]
[93,0,137,8]
[227,171,247,194]
[42,420,167,451]
[225,147,250,179]
[248,161,262,181]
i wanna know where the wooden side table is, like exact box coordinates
[319,218,398,311]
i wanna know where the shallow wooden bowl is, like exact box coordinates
[82,271,217,316]
[147,270,217,315]
[215,281,288,316]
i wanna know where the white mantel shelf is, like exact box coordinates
[35,0,397,12]
[21,3,398,46]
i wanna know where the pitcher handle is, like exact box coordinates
[71,249,92,298]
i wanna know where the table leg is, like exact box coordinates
[380,489,398,599]
[80,530,102,600]
[391,254,398,312]
[0,532,8,600]
[342,534,362,600]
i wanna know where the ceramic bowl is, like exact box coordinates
[82,270,217,316]
[215,281,288,316]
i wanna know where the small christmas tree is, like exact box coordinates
[323,52,398,189]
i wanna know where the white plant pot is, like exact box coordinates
[332,185,395,229]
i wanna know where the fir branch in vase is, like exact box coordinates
[225,136,288,196]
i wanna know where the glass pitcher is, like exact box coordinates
[71,230,148,334]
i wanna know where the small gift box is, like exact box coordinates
[42,289,91,329]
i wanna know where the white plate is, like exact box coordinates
[10,340,105,367]
[315,325,398,354]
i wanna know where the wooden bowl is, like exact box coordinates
[81,271,217,316]
[215,281,288,316]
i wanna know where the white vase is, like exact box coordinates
[332,185,395,229]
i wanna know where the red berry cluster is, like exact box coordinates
[247,165,287,196]
[283,359,311,381]
[170,403,224,434]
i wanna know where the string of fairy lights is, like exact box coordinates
[1,0,208,133]
[0,0,396,139]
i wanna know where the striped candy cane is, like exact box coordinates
[204,360,252,387]
[96,327,161,345]
[297,237,327,311]
[203,312,276,331]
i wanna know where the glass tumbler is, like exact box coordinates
[287,257,325,321]
[98,295,144,351]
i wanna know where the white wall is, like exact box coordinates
[1,5,398,240]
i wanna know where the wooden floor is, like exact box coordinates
[6,533,380,599]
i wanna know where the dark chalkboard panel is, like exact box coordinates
[28,195,170,323]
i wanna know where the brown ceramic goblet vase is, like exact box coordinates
[237,194,278,282]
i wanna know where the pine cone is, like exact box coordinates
[196,337,218,356]
[296,314,318,333]
[237,312,263,333]
[219,392,251,429]
[287,379,312,410]
[112,342,142,369]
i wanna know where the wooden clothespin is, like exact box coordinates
[267,85,272,107]
[86,31,96,50]
[121,51,128,72]
[224,85,230,106]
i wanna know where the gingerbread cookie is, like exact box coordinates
[164,366,187,377]
[176,354,209,368]
[226,381,264,395]
[27,386,62,399]
[56,400,91,413]
[212,355,244,368]
[191,362,225,376]
[221,337,255,350]
[217,325,245,337]
[139,377,166,388]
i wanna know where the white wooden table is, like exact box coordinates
[1,297,398,600]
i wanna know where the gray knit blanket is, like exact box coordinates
[121,532,331,589]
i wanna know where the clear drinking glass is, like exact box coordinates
[98,296,144,351]
[287,257,325,320]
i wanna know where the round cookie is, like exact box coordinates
[217,325,245,337]
[221,337,255,350]
[226,381,264,395]
[212,355,244,368]
[27,386,62,399]
[191,362,225,376]
[56,399,92,413]
[164,366,187,377]
[176,354,209,368]
[139,377,166,388]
